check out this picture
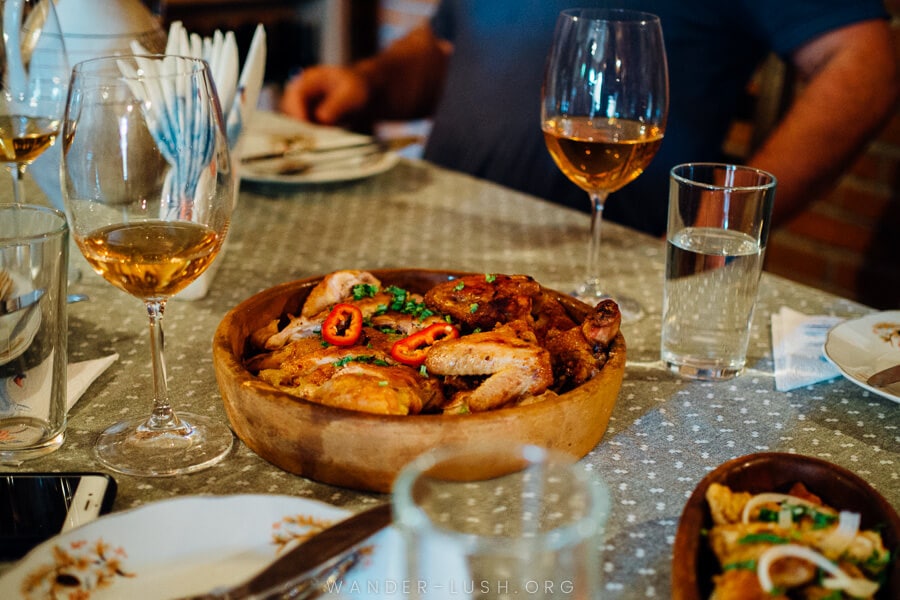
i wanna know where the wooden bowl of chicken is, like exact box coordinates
[213,269,626,493]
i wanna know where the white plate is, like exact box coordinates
[240,111,399,185]
[824,310,900,403]
[0,494,404,599]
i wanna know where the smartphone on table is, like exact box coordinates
[0,472,117,561]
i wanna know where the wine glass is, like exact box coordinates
[0,0,69,204]
[542,9,668,322]
[61,55,235,476]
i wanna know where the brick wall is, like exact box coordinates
[764,5,900,309]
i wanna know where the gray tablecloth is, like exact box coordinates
[7,159,899,597]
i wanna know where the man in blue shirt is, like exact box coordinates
[281,1,897,236]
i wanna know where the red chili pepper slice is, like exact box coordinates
[322,303,363,346]
[390,322,460,367]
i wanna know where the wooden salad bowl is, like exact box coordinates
[672,452,900,600]
[212,269,626,493]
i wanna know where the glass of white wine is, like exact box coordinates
[542,9,668,322]
[0,0,68,204]
[61,55,235,476]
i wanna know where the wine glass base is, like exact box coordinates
[94,412,233,477]
[572,282,645,323]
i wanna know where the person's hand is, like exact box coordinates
[280,65,371,126]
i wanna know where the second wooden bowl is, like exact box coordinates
[672,452,900,599]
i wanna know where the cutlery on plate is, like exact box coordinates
[177,502,392,600]
[241,136,421,164]
[274,151,386,176]
[867,364,900,387]
[0,288,44,316]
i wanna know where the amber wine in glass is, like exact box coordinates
[61,55,234,477]
[0,0,68,204]
[542,9,668,322]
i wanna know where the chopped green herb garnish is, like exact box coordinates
[378,380,389,387]
[351,283,379,300]
[332,355,389,368]
[722,560,756,571]
[373,285,435,320]
[469,303,479,313]
[453,281,465,291]
[810,509,838,529]
[485,273,496,282]
[758,507,780,522]
[739,532,789,545]
[419,365,429,378]
[863,548,891,571]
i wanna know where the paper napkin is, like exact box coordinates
[771,307,843,391]
[67,354,118,412]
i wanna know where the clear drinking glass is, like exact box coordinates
[61,55,235,476]
[661,163,776,380]
[0,0,69,204]
[542,9,668,322]
[394,443,610,599]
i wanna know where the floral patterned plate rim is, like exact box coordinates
[0,493,398,599]
[824,310,900,403]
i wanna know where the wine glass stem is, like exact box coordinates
[586,191,609,289]
[12,164,27,204]
[144,300,180,430]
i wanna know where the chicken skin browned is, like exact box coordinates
[425,320,553,412]
[302,270,381,318]
[424,274,541,330]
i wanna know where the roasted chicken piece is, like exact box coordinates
[542,298,621,391]
[424,274,541,330]
[263,291,398,350]
[424,320,553,412]
[710,569,787,600]
[706,482,753,526]
[302,269,381,318]
[255,345,393,391]
[580,298,622,347]
[308,363,442,415]
[255,343,441,415]
[260,270,384,350]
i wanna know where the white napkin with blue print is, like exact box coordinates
[771,307,843,391]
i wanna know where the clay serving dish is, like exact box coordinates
[213,269,626,493]
[672,452,900,600]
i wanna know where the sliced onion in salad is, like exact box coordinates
[741,493,820,524]
[820,510,861,556]
[757,544,879,598]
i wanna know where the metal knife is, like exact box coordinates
[867,363,900,387]
[178,502,392,600]
[241,136,421,164]
[0,288,44,316]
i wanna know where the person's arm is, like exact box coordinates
[280,24,452,128]
[746,19,899,227]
